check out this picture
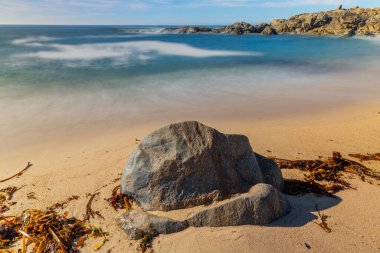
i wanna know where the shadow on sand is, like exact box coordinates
[269,193,341,228]
[254,152,342,228]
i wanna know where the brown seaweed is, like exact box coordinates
[313,204,332,233]
[273,152,380,196]
[0,187,19,214]
[48,196,80,211]
[84,193,104,222]
[106,185,133,211]
[0,209,106,252]
[348,153,380,162]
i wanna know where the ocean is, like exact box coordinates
[1,25,380,155]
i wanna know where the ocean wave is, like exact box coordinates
[354,35,380,45]
[14,41,260,61]
[118,28,165,34]
[11,36,58,45]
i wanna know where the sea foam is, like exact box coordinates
[14,41,259,61]
[11,36,58,45]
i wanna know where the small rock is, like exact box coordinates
[118,210,188,240]
[187,184,290,227]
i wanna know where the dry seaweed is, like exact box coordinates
[313,204,332,233]
[274,152,380,196]
[348,153,380,162]
[27,192,37,200]
[0,163,32,183]
[0,209,107,252]
[0,187,18,214]
[48,196,80,211]
[106,186,133,212]
[283,179,338,197]
[138,232,154,253]
[84,193,104,222]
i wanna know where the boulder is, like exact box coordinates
[187,184,290,227]
[118,210,188,239]
[254,153,283,190]
[122,121,284,211]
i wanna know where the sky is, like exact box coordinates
[0,0,378,25]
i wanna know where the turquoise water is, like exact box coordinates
[1,25,380,91]
[1,26,380,153]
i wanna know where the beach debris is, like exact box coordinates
[283,179,337,197]
[313,204,332,233]
[138,232,154,253]
[304,243,311,249]
[106,185,133,212]
[0,209,107,252]
[84,193,104,222]
[0,163,32,183]
[90,227,108,251]
[348,153,380,162]
[26,192,37,200]
[0,187,18,214]
[273,152,380,195]
[48,195,80,211]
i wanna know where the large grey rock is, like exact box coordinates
[118,210,188,239]
[122,121,267,211]
[255,153,283,190]
[187,183,290,227]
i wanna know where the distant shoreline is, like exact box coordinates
[160,7,380,36]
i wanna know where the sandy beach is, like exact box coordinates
[1,99,379,253]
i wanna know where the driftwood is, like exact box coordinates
[0,162,32,183]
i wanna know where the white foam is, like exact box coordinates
[11,36,58,45]
[355,35,380,45]
[14,41,259,60]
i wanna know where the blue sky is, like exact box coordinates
[0,0,378,25]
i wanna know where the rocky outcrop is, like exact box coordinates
[261,25,277,35]
[270,8,380,36]
[162,26,215,34]
[160,8,380,36]
[218,22,257,34]
[119,184,289,239]
[122,121,284,211]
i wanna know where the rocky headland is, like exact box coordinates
[161,7,380,36]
